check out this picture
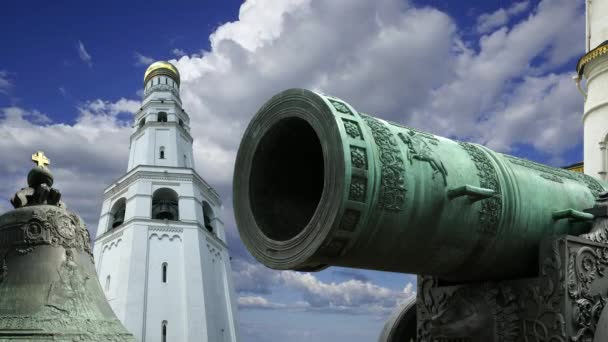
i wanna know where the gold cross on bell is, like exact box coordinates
[31,151,50,168]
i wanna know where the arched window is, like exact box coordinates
[105,275,111,292]
[152,188,179,220]
[162,262,167,283]
[162,321,167,342]
[202,201,214,233]
[109,198,126,230]
[157,112,167,122]
[139,118,146,129]
[159,146,165,159]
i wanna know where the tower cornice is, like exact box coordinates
[102,165,222,206]
[93,218,228,250]
[577,40,608,75]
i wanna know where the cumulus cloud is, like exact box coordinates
[481,73,582,157]
[172,48,186,57]
[77,40,93,67]
[238,296,287,310]
[409,0,584,156]
[83,98,140,118]
[134,52,155,66]
[476,1,530,34]
[163,0,584,197]
[280,271,414,315]
[232,259,279,294]
[0,99,136,231]
[233,261,414,315]
[171,0,457,188]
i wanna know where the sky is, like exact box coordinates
[0,0,588,341]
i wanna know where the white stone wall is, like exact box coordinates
[127,122,193,171]
[144,230,187,342]
[588,1,608,51]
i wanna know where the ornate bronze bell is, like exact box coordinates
[0,153,134,341]
[151,188,179,220]
[151,199,178,220]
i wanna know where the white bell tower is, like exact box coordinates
[93,61,239,342]
[578,1,608,179]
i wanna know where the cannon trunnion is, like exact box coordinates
[233,88,608,341]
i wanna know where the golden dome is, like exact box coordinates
[144,61,180,85]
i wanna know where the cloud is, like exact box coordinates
[83,98,140,117]
[238,296,287,310]
[77,40,93,67]
[280,271,414,315]
[481,72,583,157]
[509,1,531,15]
[232,259,279,294]
[409,0,584,156]
[232,261,414,315]
[172,48,186,57]
[171,0,457,188]
[0,99,136,232]
[2,106,51,125]
[209,0,310,52]
[134,52,155,66]
[0,70,13,95]
[161,0,582,199]
[476,1,530,34]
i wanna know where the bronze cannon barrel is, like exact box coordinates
[233,88,607,281]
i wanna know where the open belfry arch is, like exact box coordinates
[93,61,239,342]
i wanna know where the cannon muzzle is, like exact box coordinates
[233,88,607,281]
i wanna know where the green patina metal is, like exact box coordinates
[233,88,608,282]
[0,164,134,341]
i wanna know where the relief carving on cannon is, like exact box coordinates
[232,88,608,341]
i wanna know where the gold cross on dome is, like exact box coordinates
[31,151,50,168]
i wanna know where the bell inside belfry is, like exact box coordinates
[112,207,125,227]
[151,188,179,220]
[110,198,126,228]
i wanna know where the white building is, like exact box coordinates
[578,1,608,179]
[93,61,239,342]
